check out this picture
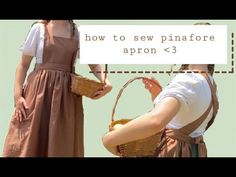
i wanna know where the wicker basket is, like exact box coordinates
[71,73,105,98]
[71,64,108,98]
[109,77,164,157]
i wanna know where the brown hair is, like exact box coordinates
[34,20,76,38]
[179,64,215,76]
[179,22,214,76]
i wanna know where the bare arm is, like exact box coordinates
[77,49,105,81]
[14,54,33,101]
[76,48,112,99]
[88,64,105,82]
[14,54,33,121]
[102,97,180,148]
[88,64,112,99]
[77,47,105,82]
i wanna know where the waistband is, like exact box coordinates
[34,63,72,72]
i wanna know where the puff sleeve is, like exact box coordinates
[20,23,41,57]
[154,74,198,112]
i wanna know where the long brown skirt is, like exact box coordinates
[3,69,84,157]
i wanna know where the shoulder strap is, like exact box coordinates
[203,74,219,130]
[71,27,79,73]
[178,73,218,135]
[42,21,54,44]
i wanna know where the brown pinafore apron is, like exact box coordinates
[156,73,219,157]
[3,23,84,157]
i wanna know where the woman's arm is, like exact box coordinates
[88,64,105,82]
[102,97,180,149]
[14,54,33,121]
[76,47,112,99]
[77,49,106,82]
[88,64,112,99]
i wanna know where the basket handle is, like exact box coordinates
[111,77,162,122]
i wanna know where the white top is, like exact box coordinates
[154,72,216,137]
[20,23,80,64]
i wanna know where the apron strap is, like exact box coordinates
[178,73,218,135]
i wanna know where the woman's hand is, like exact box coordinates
[91,79,112,99]
[14,96,29,122]
[143,77,162,101]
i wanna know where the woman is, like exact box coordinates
[3,20,112,157]
[102,64,219,157]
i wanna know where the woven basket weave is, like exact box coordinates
[109,77,164,157]
[71,73,105,98]
[71,65,108,98]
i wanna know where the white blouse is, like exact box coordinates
[20,23,80,64]
[154,72,216,137]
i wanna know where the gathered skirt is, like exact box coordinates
[3,68,84,157]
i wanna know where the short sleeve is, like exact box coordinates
[154,74,198,112]
[20,23,41,57]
